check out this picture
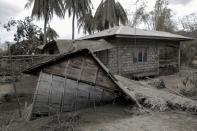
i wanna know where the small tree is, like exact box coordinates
[4,17,42,43]
[129,1,147,28]
[180,13,197,32]
[178,13,197,65]
[134,0,176,32]
[4,17,43,55]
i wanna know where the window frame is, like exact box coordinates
[133,48,148,63]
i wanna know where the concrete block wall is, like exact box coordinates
[96,38,159,77]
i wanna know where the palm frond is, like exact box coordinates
[94,0,128,31]
[78,13,95,34]
[64,0,92,18]
[24,0,34,9]
[46,26,59,41]
[29,0,64,20]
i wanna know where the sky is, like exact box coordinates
[0,0,197,46]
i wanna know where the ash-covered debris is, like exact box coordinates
[116,75,197,113]
[181,72,197,98]
[147,79,166,89]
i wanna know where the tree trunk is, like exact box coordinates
[72,11,75,40]
[43,16,48,45]
[43,3,48,45]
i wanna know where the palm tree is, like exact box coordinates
[78,13,95,35]
[46,26,59,41]
[25,0,64,45]
[94,0,128,31]
[64,0,92,40]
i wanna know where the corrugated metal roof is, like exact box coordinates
[56,40,74,53]
[78,26,193,41]
[73,39,114,52]
[38,39,114,54]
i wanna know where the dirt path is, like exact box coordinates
[2,104,197,131]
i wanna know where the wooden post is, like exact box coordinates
[75,57,86,112]
[178,43,181,71]
[9,43,22,118]
[117,46,120,75]
[13,81,22,117]
[48,74,53,116]
[30,71,42,120]
[60,60,70,112]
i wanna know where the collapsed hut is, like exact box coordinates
[23,49,125,119]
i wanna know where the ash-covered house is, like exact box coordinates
[78,26,193,78]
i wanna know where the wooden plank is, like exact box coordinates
[63,79,77,111]
[81,66,98,83]
[44,61,68,76]
[29,71,43,119]
[66,67,81,80]
[96,69,116,89]
[76,83,90,109]
[48,74,53,115]
[60,60,69,112]
[89,86,103,101]
[42,70,117,92]
[75,56,86,111]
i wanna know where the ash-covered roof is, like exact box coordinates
[38,39,113,54]
[79,26,193,41]
[73,39,114,52]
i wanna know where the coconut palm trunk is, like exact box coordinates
[25,0,64,45]
[64,0,92,40]
[43,15,48,45]
[72,10,75,40]
[43,3,48,45]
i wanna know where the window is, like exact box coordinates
[133,48,148,63]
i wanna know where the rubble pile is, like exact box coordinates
[147,79,166,89]
[116,75,197,112]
